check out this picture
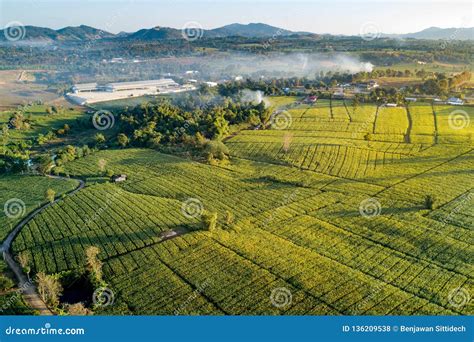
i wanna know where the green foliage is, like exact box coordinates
[95,133,106,146]
[225,210,234,226]
[202,211,218,231]
[424,195,436,210]
[117,133,129,148]
[45,188,56,203]
[0,275,14,291]
[119,98,267,147]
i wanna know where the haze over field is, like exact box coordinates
[198,53,374,79]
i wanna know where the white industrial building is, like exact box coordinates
[67,79,196,105]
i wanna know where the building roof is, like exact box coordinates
[106,79,176,88]
[72,83,98,91]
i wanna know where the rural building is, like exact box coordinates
[67,78,196,105]
[160,230,178,240]
[72,83,100,93]
[355,80,379,90]
[103,79,178,92]
[111,174,127,182]
[333,89,344,98]
[405,97,417,102]
[447,97,464,106]
[303,95,318,104]
[385,103,398,107]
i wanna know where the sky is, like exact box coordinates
[0,0,472,35]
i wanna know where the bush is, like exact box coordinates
[0,275,14,291]
[424,195,436,210]
[202,211,218,231]
[204,141,229,160]
[225,210,234,225]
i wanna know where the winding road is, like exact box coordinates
[1,175,85,315]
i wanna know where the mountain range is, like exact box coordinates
[382,26,474,40]
[1,23,472,42]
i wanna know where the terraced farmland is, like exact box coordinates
[4,96,473,316]
[0,175,79,241]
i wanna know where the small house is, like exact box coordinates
[447,97,464,106]
[112,174,127,183]
[356,80,379,90]
[160,230,178,240]
[303,95,318,104]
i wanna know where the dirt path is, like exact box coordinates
[1,175,85,315]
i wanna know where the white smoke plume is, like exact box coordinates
[201,52,374,79]
[240,89,269,107]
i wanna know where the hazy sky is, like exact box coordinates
[0,0,472,34]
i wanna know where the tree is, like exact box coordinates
[17,251,31,279]
[0,125,9,148]
[204,141,229,160]
[95,133,106,146]
[37,155,54,175]
[424,195,436,210]
[85,246,103,284]
[0,275,14,291]
[117,133,129,148]
[45,189,56,203]
[66,302,93,316]
[9,111,29,130]
[225,210,234,225]
[36,272,62,308]
[202,211,218,231]
[352,95,360,112]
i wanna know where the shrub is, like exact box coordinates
[45,188,56,203]
[36,272,63,308]
[66,302,93,316]
[0,275,14,291]
[424,195,436,210]
[202,211,218,231]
